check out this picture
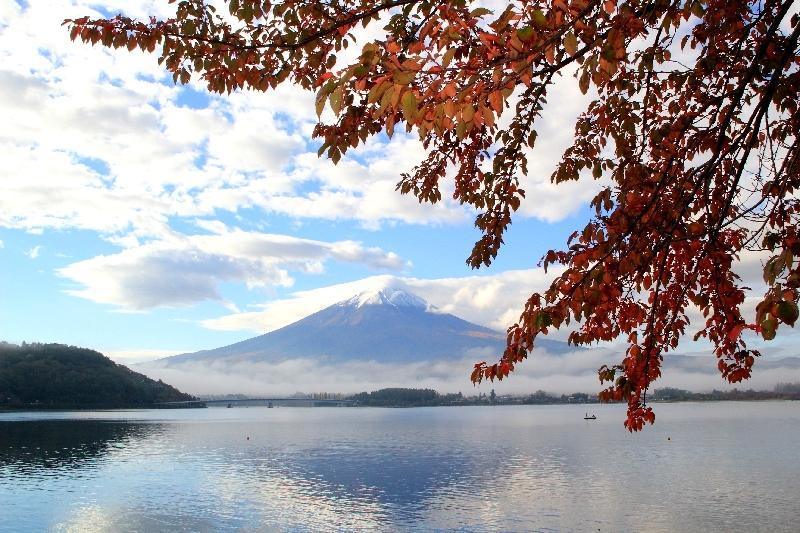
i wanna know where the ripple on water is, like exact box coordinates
[1,403,799,532]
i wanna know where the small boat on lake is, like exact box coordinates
[584,413,596,420]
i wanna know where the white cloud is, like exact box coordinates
[513,71,605,222]
[0,3,467,241]
[25,245,42,259]
[58,227,409,310]
[0,1,599,248]
[137,347,800,397]
[104,348,188,365]
[1,144,175,237]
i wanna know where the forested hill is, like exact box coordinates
[0,342,193,408]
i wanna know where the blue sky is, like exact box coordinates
[1,0,797,378]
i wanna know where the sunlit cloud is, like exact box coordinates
[0,1,596,248]
[25,245,42,259]
[138,348,800,397]
[58,229,409,311]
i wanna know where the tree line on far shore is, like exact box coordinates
[348,385,800,408]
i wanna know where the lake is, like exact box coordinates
[1,402,798,532]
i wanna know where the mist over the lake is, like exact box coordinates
[137,347,800,396]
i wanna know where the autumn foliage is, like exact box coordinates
[66,1,800,430]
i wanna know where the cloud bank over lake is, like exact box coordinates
[138,348,800,397]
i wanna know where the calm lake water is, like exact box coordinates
[1,402,798,532]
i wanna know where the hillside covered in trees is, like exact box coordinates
[0,343,193,409]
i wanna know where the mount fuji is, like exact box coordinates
[158,287,572,366]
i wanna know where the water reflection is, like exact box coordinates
[0,404,799,532]
[0,420,157,473]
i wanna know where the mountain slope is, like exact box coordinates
[161,288,572,366]
[0,342,194,408]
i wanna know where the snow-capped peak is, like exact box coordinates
[340,288,428,309]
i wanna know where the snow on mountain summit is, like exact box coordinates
[340,287,428,309]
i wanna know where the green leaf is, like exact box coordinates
[462,104,474,123]
[690,1,705,17]
[535,312,553,329]
[532,10,547,29]
[761,317,777,340]
[456,120,466,140]
[442,48,456,69]
[379,85,394,112]
[315,92,326,117]
[579,71,590,94]
[367,81,387,104]
[564,32,577,56]
[777,301,799,326]
[763,256,784,285]
[517,26,534,42]
[401,91,417,120]
[330,85,344,115]
[241,4,253,23]
[392,70,416,85]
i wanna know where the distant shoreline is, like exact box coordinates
[341,386,800,408]
[0,403,204,412]
[1,397,798,414]
[347,397,800,408]
[4,383,799,413]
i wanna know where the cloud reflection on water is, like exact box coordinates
[2,405,799,531]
